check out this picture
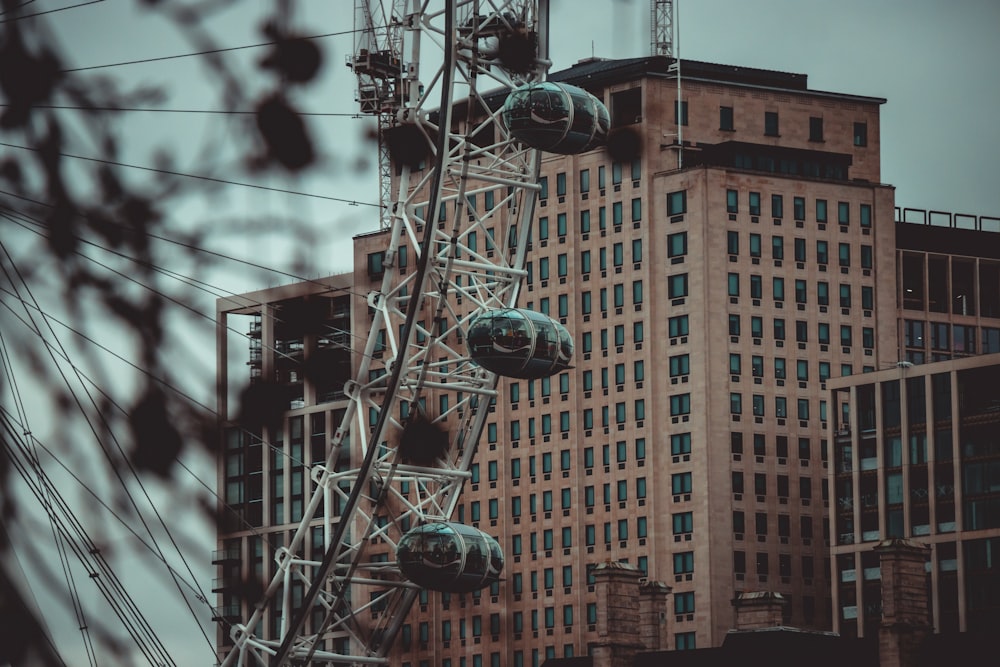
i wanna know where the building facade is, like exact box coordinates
[828,353,1000,638]
[217,55,904,663]
[827,213,1000,640]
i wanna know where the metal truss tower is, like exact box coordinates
[222,2,550,665]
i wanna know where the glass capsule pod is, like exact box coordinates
[466,308,573,379]
[501,81,610,154]
[396,522,503,593]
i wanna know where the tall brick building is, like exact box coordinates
[216,55,951,664]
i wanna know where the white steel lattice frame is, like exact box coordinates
[222,1,549,665]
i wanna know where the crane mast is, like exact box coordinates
[350,0,408,229]
[651,0,673,56]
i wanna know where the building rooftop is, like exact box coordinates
[551,55,885,104]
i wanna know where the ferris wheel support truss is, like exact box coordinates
[222,2,550,665]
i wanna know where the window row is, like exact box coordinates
[725,191,872,227]
[726,233,874,268]
[729,393,827,421]
[903,320,1000,356]
[728,314,875,348]
[732,471,826,501]
[578,322,646,353]
[729,354,833,383]
[539,161,642,201]
[731,432,829,463]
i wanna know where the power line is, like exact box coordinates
[0,0,103,24]
[0,189,369,294]
[0,142,381,208]
[61,27,363,73]
[0,104,364,117]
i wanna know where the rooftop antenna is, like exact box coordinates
[654,0,682,168]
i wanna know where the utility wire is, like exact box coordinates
[0,141,381,208]
[0,0,102,24]
[0,404,225,608]
[0,297,292,559]
[0,332,95,666]
[0,104,364,117]
[1,414,176,666]
[61,27,364,73]
[0,189,373,293]
[0,239,199,662]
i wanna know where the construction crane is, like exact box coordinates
[349,0,407,229]
[220,2,576,665]
[651,0,674,57]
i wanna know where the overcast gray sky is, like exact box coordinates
[4,1,999,664]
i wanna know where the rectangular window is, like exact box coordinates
[727,231,740,255]
[730,353,742,375]
[730,392,742,415]
[631,198,642,223]
[726,189,738,214]
[816,241,828,264]
[728,273,740,297]
[839,243,851,267]
[668,232,687,258]
[794,238,806,262]
[670,394,691,416]
[749,192,761,216]
[579,169,590,193]
[673,551,694,574]
[772,317,784,340]
[859,285,872,310]
[669,315,689,337]
[816,199,827,223]
[860,245,872,269]
[854,122,868,147]
[771,194,783,219]
[809,116,823,142]
[749,233,761,257]
[557,213,567,237]
[669,274,689,299]
[751,316,764,338]
[838,202,850,226]
[669,354,690,377]
[860,203,871,228]
[773,277,785,301]
[750,274,762,299]
[556,172,566,197]
[671,433,691,455]
[674,100,689,126]
[772,236,784,259]
[720,106,734,131]
[795,279,807,304]
[817,281,829,306]
[840,284,851,307]
[764,111,779,136]
[729,314,741,336]
[671,473,692,495]
[794,197,805,220]
[667,190,687,216]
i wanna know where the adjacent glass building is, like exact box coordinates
[829,353,1000,637]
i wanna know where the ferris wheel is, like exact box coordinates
[222,1,609,664]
